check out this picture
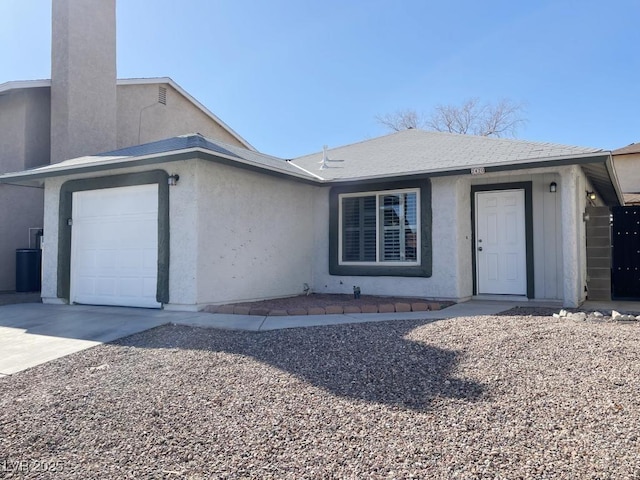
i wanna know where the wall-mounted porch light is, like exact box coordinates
[586,191,596,201]
[549,181,557,193]
[168,174,180,186]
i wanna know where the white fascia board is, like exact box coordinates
[286,161,326,181]
[605,155,626,205]
[117,77,255,151]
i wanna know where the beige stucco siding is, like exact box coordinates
[39,159,595,308]
[469,168,565,301]
[312,167,586,305]
[40,159,317,309]
[40,164,167,304]
[50,0,117,163]
[310,179,465,301]
[116,84,244,150]
[0,88,50,290]
[612,154,640,194]
[0,88,51,173]
[191,160,317,307]
[0,185,44,291]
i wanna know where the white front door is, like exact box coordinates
[70,184,160,308]
[475,189,527,295]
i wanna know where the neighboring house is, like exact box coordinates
[612,143,640,205]
[0,0,251,291]
[0,129,623,310]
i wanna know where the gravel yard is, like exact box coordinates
[1,313,639,479]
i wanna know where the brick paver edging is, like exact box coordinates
[205,302,442,316]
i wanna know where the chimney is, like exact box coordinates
[50,0,117,163]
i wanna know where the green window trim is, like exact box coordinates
[339,189,420,265]
[329,179,432,277]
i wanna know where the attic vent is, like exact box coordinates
[158,86,167,105]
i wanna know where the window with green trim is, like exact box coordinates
[339,189,420,265]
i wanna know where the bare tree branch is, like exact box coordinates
[377,98,526,138]
[374,109,424,131]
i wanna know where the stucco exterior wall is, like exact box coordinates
[116,83,245,150]
[190,160,317,308]
[41,159,317,309]
[559,165,589,307]
[39,160,595,308]
[612,154,640,194]
[51,0,118,163]
[311,178,465,301]
[0,88,50,291]
[0,91,26,174]
[165,161,199,306]
[41,177,63,302]
[469,168,564,301]
[312,167,578,304]
[40,164,166,303]
[0,88,51,173]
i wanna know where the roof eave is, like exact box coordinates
[323,151,609,184]
[0,147,322,185]
[0,79,51,94]
[322,152,622,205]
[604,156,625,205]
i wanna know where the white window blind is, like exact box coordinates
[340,189,419,265]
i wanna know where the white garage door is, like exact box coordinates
[70,184,161,308]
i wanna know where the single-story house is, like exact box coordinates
[0,128,623,310]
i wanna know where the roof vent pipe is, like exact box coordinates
[319,145,344,170]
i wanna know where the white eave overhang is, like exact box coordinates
[0,147,320,187]
[323,151,623,206]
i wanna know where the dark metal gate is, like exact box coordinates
[612,206,640,299]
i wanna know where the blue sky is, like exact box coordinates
[1,0,638,158]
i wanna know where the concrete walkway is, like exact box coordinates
[0,300,522,376]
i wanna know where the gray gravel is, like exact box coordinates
[1,314,639,479]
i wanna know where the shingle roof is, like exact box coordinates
[0,129,621,205]
[0,134,319,183]
[612,143,640,155]
[102,134,241,159]
[290,129,605,181]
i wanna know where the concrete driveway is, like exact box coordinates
[0,300,526,377]
[0,303,212,376]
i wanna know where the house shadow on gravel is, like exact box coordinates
[114,319,485,411]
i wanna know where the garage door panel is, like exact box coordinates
[142,277,157,297]
[71,184,160,309]
[75,277,96,295]
[77,187,157,217]
[96,250,117,269]
[95,277,117,296]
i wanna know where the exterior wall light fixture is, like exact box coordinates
[168,174,180,186]
[587,191,596,201]
[549,182,557,193]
